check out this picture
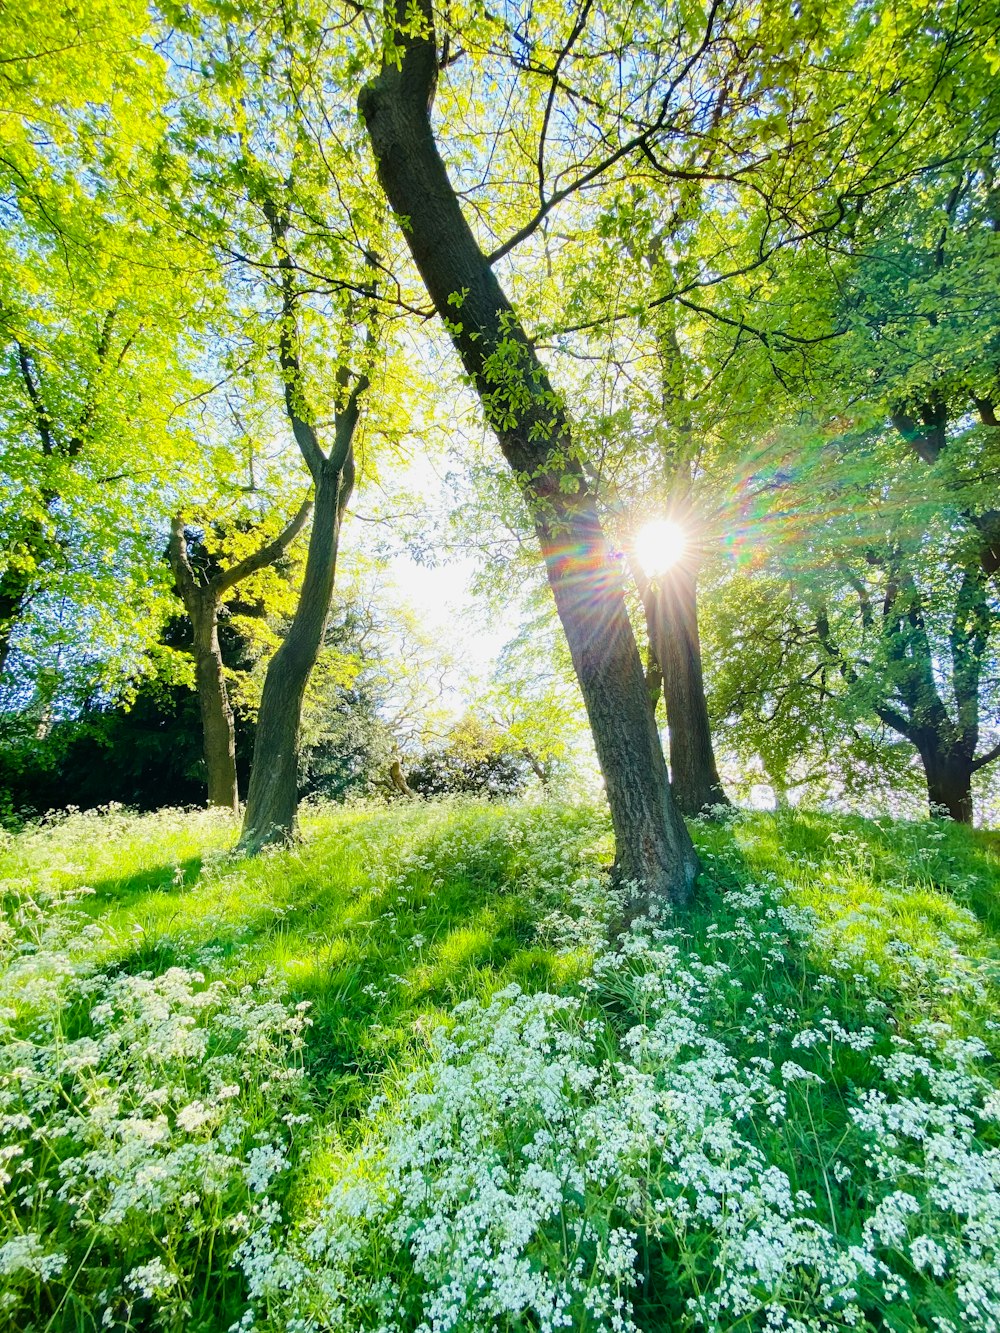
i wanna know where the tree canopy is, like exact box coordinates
[0,0,997,848]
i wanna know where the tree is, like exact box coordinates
[624,296,731,815]
[235,196,371,852]
[714,421,1000,823]
[407,716,531,799]
[156,0,397,851]
[813,539,999,823]
[167,497,311,812]
[0,0,204,689]
[360,0,698,914]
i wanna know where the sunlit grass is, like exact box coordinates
[2,798,999,1330]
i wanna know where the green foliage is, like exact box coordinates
[407,715,531,799]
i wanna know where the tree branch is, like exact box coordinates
[261,193,328,480]
[971,738,1000,772]
[214,494,314,595]
[16,342,55,455]
[66,305,118,456]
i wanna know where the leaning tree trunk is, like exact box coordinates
[238,462,352,854]
[645,566,730,816]
[360,8,698,915]
[189,594,239,814]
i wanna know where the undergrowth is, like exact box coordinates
[0,799,998,1331]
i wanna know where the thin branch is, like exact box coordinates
[971,738,1000,771]
[15,342,55,455]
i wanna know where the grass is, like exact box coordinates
[1,797,999,1331]
[0,799,607,1121]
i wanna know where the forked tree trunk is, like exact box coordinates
[645,566,730,816]
[238,461,354,853]
[234,186,367,856]
[360,8,698,915]
[168,501,311,817]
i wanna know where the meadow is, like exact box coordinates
[1,798,999,1332]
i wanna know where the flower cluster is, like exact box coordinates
[0,876,311,1330]
[239,861,1000,1333]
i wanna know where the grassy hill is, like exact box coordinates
[1,799,998,1331]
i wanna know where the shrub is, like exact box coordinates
[407,718,529,800]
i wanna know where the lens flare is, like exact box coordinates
[635,519,686,578]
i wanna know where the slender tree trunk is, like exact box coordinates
[238,462,352,853]
[167,526,239,815]
[919,741,974,823]
[189,594,239,814]
[767,769,791,811]
[645,567,731,816]
[360,12,698,914]
[521,747,549,787]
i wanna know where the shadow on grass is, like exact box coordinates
[84,855,206,905]
[87,805,595,1115]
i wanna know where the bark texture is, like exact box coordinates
[644,565,730,816]
[359,4,698,912]
[921,744,975,824]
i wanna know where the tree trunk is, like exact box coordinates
[238,462,351,854]
[167,525,239,815]
[521,746,549,787]
[189,593,239,814]
[389,758,416,797]
[645,566,731,816]
[0,564,37,678]
[767,769,792,811]
[360,12,698,915]
[920,743,974,823]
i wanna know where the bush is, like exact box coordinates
[407,718,530,800]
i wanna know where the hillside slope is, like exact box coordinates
[1,800,998,1331]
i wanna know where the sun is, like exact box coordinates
[634,519,686,578]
